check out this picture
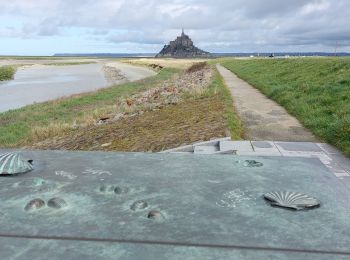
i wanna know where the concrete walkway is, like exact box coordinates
[216,64,317,142]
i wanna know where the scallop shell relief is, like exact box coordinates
[0,153,33,176]
[263,191,320,211]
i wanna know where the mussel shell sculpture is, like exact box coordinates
[263,191,320,211]
[0,153,33,176]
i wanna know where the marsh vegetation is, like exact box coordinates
[0,66,16,81]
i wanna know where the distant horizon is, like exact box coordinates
[1,51,350,58]
[1,1,350,56]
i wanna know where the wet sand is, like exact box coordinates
[0,63,108,112]
[105,61,156,81]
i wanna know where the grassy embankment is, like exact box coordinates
[0,61,243,151]
[221,58,350,156]
[0,66,16,81]
[0,68,177,147]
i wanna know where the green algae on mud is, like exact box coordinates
[0,66,16,81]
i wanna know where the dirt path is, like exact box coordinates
[216,64,317,141]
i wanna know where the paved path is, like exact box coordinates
[216,64,317,142]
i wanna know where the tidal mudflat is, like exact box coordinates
[0,61,156,113]
[0,63,108,112]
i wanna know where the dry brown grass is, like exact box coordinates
[186,62,208,73]
[31,96,228,152]
[28,104,119,143]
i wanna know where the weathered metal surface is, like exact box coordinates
[0,149,349,259]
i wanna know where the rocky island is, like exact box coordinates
[156,29,210,58]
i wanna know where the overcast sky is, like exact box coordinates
[1,0,349,55]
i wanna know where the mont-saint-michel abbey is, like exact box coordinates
[156,29,210,58]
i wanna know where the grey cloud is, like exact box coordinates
[1,0,350,52]
[92,29,110,35]
[108,31,165,44]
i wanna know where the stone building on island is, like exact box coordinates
[156,29,210,58]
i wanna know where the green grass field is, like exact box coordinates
[0,66,16,81]
[221,57,350,156]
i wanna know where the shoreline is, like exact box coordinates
[102,64,127,85]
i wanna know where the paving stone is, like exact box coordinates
[275,142,323,152]
[160,144,194,153]
[328,153,350,173]
[251,141,273,148]
[251,141,281,155]
[280,152,333,166]
[219,141,253,153]
[311,154,333,165]
[193,145,219,154]
[194,137,230,147]
[323,161,349,176]
[279,151,323,157]
[216,150,236,155]
[317,143,342,155]
[161,138,230,153]
[333,171,350,178]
